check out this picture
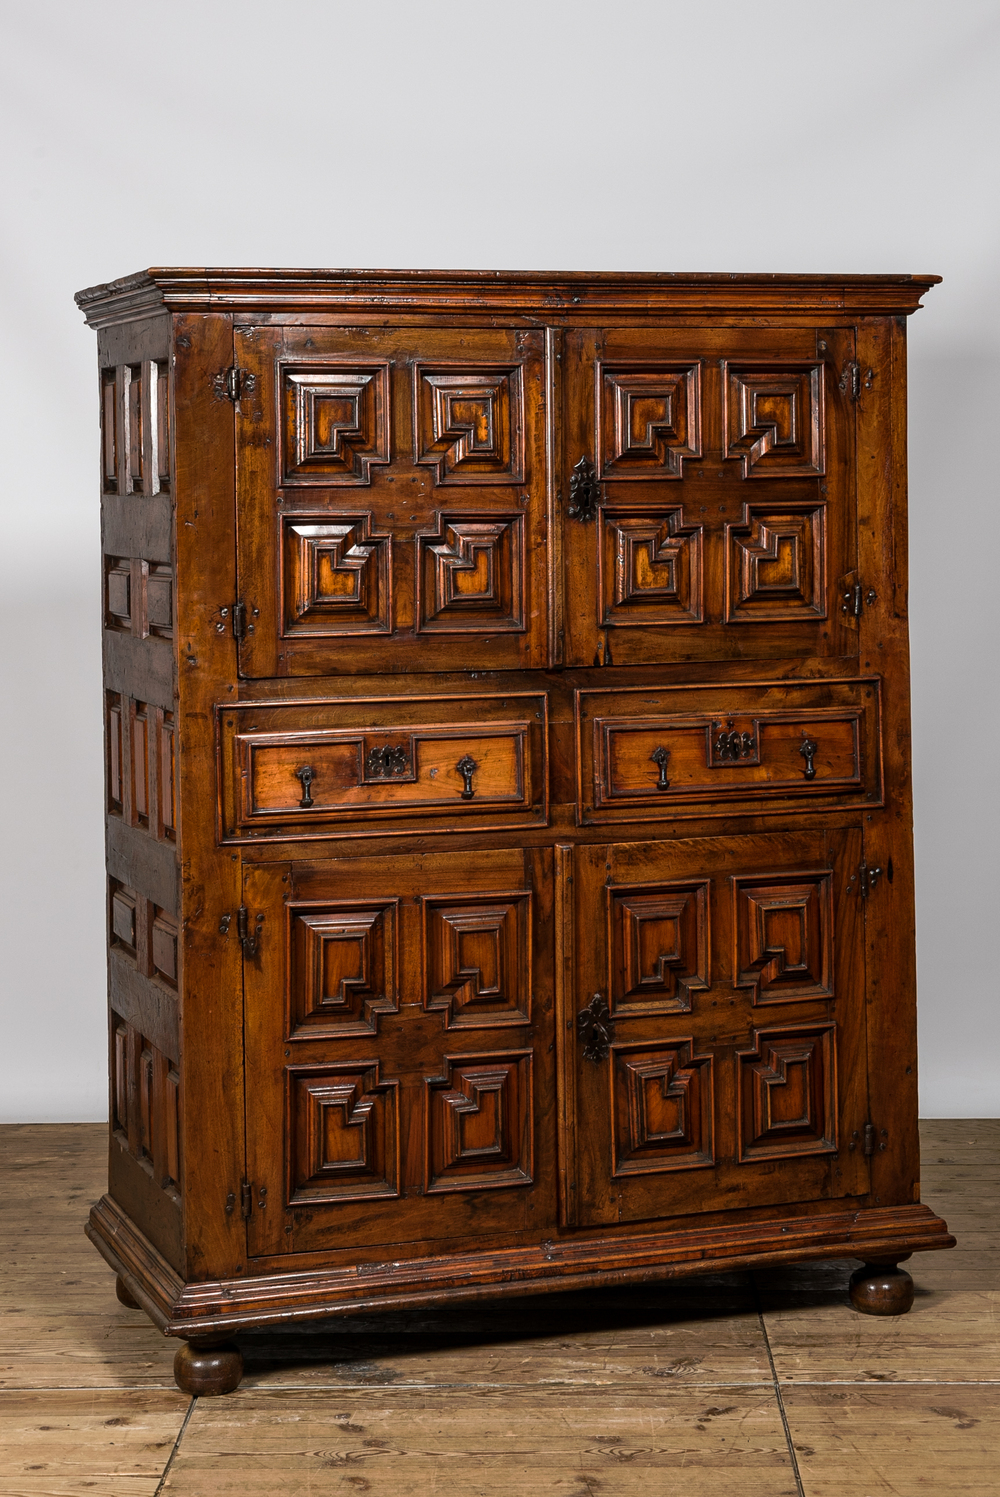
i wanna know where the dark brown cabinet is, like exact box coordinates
[77,269,953,1396]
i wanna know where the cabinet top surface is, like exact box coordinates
[75,266,941,326]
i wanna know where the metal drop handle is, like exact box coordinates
[295,765,315,807]
[456,754,477,799]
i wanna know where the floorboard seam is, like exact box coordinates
[754,1275,806,1497]
[153,1393,196,1495]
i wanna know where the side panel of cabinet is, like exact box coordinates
[560,326,858,669]
[243,847,555,1257]
[557,831,870,1227]
[234,325,548,677]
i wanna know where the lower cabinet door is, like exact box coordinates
[558,829,871,1226]
[243,847,553,1257]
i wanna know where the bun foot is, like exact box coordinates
[115,1275,141,1310]
[849,1260,915,1316]
[174,1338,244,1395]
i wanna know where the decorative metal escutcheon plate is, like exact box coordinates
[577,992,614,1063]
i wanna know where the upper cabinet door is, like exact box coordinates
[234,326,547,678]
[559,327,857,669]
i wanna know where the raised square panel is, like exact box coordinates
[424,893,530,1028]
[599,508,703,626]
[425,1051,533,1192]
[281,515,391,635]
[105,559,131,631]
[151,910,178,987]
[599,364,701,479]
[725,504,827,622]
[418,514,525,633]
[415,366,523,485]
[611,1040,714,1176]
[111,885,136,951]
[289,901,398,1038]
[107,692,123,814]
[733,871,834,1005]
[738,1023,837,1161]
[608,881,710,1016]
[146,566,173,637]
[280,364,390,485]
[288,1062,399,1203]
[723,363,825,477]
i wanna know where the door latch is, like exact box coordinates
[848,861,883,900]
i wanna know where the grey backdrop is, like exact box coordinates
[2,0,998,1120]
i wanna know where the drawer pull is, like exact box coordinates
[799,736,818,780]
[651,745,671,790]
[577,992,614,1063]
[365,745,411,780]
[295,765,315,807]
[456,753,478,799]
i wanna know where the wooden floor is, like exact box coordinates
[1,1123,997,1497]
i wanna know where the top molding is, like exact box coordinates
[75,267,942,328]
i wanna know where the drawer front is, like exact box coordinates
[576,679,881,825]
[219,694,548,842]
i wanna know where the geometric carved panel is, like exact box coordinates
[733,872,834,1005]
[418,514,525,633]
[599,364,701,479]
[289,903,398,1038]
[110,1014,181,1196]
[608,881,710,1015]
[425,1051,533,1192]
[599,508,704,626]
[423,893,531,1028]
[287,1062,399,1203]
[725,504,827,623]
[738,1023,837,1161]
[415,367,523,485]
[282,516,392,636]
[280,365,390,485]
[723,363,825,477]
[611,1039,714,1176]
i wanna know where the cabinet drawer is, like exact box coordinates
[576,678,881,826]
[218,694,548,842]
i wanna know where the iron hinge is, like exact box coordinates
[839,361,874,401]
[848,860,883,900]
[237,905,263,958]
[848,1122,888,1156]
[231,600,247,640]
[842,581,878,619]
[214,365,256,404]
[240,1181,253,1220]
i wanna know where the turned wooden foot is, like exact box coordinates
[115,1274,141,1309]
[849,1259,915,1315]
[174,1338,244,1395]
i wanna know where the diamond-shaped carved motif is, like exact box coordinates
[733,872,833,1005]
[725,504,826,623]
[599,364,702,479]
[288,1062,399,1202]
[600,508,704,626]
[423,893,531,1028]
[281,365,390,485]
[415,367,523,484]
[611,1040,714,1176]
[289,903,398,1037]
[418,514,525,633]
[424,1052,533,1192]
[608,882,710,1015]
[723,363,825,477]
[282,515,391,636]
[738,1024,836,1161]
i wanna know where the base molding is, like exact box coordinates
[87,1194,955,1339]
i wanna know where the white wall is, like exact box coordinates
[1,0,997,1120]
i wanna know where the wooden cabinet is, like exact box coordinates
[76,270,953,1395]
